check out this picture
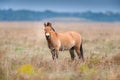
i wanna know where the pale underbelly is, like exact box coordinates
[59,45,72,51]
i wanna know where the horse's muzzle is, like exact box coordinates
[45,33,50,39]
[46,35,50,39]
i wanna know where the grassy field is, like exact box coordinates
[0,22,120,80]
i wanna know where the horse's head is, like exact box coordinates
[44,22,55,39]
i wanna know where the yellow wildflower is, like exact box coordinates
[17,64,34,75]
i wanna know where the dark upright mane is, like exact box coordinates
[46,22,51,26]
[46,22,55,32]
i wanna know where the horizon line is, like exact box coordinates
[0,8,120,13]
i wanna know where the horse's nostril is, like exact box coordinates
[46,35,50,39]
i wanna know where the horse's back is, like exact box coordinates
[70,31,82,43]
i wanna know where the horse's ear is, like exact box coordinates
[46,22,55,32]
[44,23,47,27]
[47,22,52,26]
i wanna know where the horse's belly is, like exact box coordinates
[59,45,72,51]
[59,40,75,51]
[59,47,69,51]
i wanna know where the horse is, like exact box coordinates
[44,22,84,61]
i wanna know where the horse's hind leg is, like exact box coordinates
[80,43,84,61]
[75,45,84,61]
[75,47,81,59]
[69,47,75,60]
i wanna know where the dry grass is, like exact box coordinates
[0,22,120,80]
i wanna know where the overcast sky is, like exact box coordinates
[0,0,120,12]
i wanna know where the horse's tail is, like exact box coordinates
[80,42,84,61]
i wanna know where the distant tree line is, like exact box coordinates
[0,9,120,22]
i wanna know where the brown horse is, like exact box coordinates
[44,22,84,61]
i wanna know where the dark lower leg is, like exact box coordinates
[75,49,81,59]
[69,48,75,60]
[55,49,59,59]
[51,50,55,60]
[52,53,55,60]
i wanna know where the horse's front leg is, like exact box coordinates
[55,49,59,59]
[51,49,55,60]
[51,49,59,60]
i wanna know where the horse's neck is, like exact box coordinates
[47,32,58,43]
